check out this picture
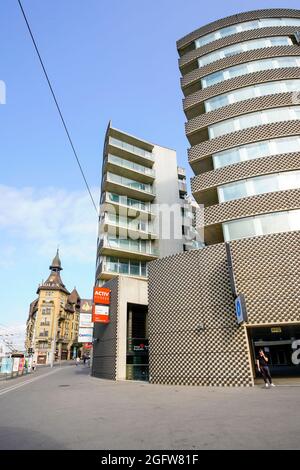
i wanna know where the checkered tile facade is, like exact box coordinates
[177,8,300,50]
[188,121,300,164]
[148,231,300,386]
[191,152,300,195]
[148,245,253,387]
[181,46,300,89]
[230,231,300,324]
[184,68,300,113]
[180,26,300,70]
[204,188,300,226]
[186,92,295,136]
[91,278,119,380]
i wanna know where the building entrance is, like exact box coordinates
[126,303,149,381]
[248,325,300,378]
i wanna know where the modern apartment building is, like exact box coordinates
[26,251,80,364]
[148,9,300,386]
[92,123,201,381]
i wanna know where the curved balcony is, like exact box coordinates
[188,120,300,174]
[177,8,300,53]
[181,46,300,93]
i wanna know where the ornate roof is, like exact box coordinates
[68,288,81,305]
[37,250,69,295]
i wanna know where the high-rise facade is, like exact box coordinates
[92,123,200,381]
[95,122,199,286]
[148,9,300,386]
[178,8,300,244]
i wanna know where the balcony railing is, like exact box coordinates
[106,154,155,177]
[109,137,154,161]
[106,173,154,195]
[102,214,156,235]
[104,192,156,216]
[178,181,187,192]
[99,236,158,256]
[99,259,148,278]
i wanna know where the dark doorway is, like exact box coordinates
[126,303,148,381]
[248,324,300,378]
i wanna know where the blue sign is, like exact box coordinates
[235,294,248,325]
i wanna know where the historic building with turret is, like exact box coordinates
[25,251,80,364]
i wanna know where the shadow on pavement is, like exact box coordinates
[74,367,91,375]
[0,426,66,450]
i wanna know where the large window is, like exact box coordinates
[201,56,300,89]
[205,79,300,112]
[212,136,300,169]
[208,106,300,139]
[198,36,292,68]
[218,170,300,202]
[222,209,300,241]
[102,256,148,277]
[195,17,300,48]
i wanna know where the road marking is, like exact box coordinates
[0,367,66,397]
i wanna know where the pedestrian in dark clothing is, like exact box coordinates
[256,349,275,388]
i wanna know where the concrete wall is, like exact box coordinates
[153,144,184,258]
[92,276,148,380]
[148,231,300,386]
[116,277,148,380]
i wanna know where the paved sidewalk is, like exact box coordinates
[0,365,300,450]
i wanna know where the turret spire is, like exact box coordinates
[49,249,62,272]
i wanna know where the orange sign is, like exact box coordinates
[93,287,110,305]
[93,304,110,323]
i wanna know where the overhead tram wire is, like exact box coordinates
[17,0,98,215]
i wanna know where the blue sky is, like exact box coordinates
[1,0,299,334]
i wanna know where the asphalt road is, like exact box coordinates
[0,364,300,450]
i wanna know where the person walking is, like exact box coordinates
[32,361,37,372]
[256,348,275,388]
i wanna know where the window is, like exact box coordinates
[198,37,292,67]
[222,209,300,241]
[213,136,300,169]
[130,260,140,276]
[209,106,300,140]
[218,170,300,202]
[201,56,300,89]
[205,80,300,112]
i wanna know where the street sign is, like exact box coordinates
[235,294,248,325]
[93,304,110,323]
[93,287,110,305]
[78,328,93,342]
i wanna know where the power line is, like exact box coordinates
[17,0,98,215]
